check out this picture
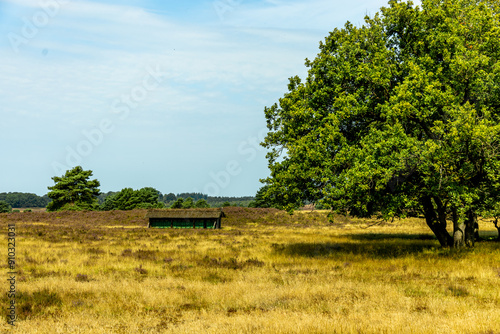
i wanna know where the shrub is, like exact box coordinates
[15,289,62,320]
[0,200,12,213]
[170,198,184,208]
[135,265,148,275]
[75,274,90,282]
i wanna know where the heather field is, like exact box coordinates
[1,208,500,333]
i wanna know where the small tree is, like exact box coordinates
[100,194,118,211]
[163,193,176,202]
[137,187,161,205]
[249,185,274,208]
[182,197,195,209]
[170,198,184,209]
[0,200,12,213]
[195,199,210,208]
[46,166,100,211]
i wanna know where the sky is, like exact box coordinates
[1,0,393,197]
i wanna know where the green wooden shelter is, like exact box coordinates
[146,208,225,229]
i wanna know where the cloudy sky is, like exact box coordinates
[1,0,391,197]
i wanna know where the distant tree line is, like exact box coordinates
[0,192,51,208]
[100,187,164,210]
[98,190,255,209]
[0,166,263,212]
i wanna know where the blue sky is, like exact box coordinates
[1,0,392,197]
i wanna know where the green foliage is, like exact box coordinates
[98,191,116,205]
[100,187,163,210]
[176,192,207,201]
[0,200,12,213]
[59,203,91,211]
[195,199,210,208]
[249,185,275,208]
[162,192,176,202]
[170,198,184,209]
[182,197,195,208]
[99,191,255,209]
[159,192,254,207]
[262,0,500,246]
[46,166,100,212]
[211,200,253,208]
[0,192,50,208]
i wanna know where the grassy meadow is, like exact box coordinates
[1,208,500,333]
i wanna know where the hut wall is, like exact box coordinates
[149,218,219,229]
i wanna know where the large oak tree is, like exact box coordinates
[262,0,500,247]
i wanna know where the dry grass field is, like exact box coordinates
[1,208,499,333]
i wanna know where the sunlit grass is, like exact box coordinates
[1,209,499,333]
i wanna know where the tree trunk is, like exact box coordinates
[493,218,500,242]
[452,209,476,248]
[422,196,453,247]
[453,221,466,248]
[474,219,480,242]
[465,210,477,247]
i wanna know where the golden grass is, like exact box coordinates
[1,208,499,333]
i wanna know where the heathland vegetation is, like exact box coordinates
[1,208,499,333]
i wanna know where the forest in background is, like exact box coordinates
[0,192,51,208]
[0,191,254,209]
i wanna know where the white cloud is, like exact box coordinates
[3,0,43,8]
[220,0,389,30]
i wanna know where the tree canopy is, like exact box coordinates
[194,199,210,208]
[249,185,275,208]
[170,198,184,209]
[0,192,50,208]
[0,200,12,213]
[100,187,163,210]
[182,197,195,209]
[46,166,101,211]
[261,0,500,247]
